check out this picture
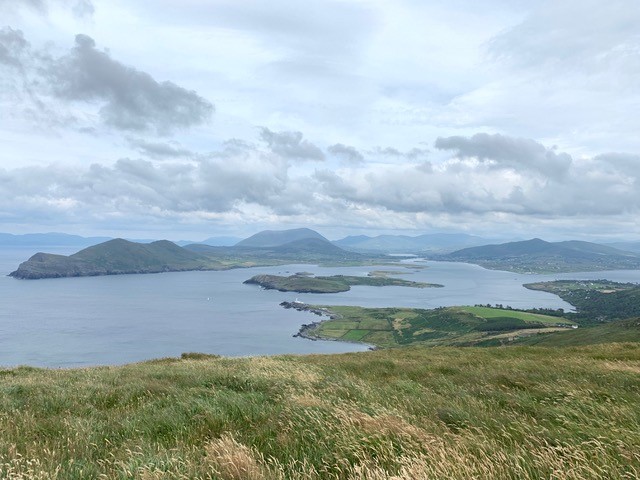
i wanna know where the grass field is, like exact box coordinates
[1,345,639,479]
[513,318,640,347]
[307,305,574,348]
[459,306,575,324]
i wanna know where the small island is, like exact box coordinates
[243,273,442,293]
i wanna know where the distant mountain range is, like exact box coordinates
[185,234,363,264]
[8,228,640,279]
[1,232,243,248]
[10,229,365,279]
[442,238,640,273]
[175,236,242,247]
[333,233,492,253]
[0,232,112,247]
[605,241,640,254]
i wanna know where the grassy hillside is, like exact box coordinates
[443,238,640,272]
[1,346,639,479]
[525,280,640,322]
[9,239,222,279]
[513,318,640,346]
[302,305,573,347]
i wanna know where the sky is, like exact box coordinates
[1,0,639,242]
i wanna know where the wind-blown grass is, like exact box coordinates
[1,345,639,479]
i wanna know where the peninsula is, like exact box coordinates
[439,238,640,273]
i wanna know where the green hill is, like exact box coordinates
[443,238,640,272]
[1,345,639,478]
[524,280,640,322]
[9,239,220,279]
[512,318,640,346]
[11,235,375,279]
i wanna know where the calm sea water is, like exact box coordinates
[1,247,639,368]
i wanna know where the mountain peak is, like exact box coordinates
[236,228,328,248]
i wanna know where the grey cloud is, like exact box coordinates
[127,138,193,159]
[0,153,289,221]
[374,147,402,156]
[488,0,640,74]
[314,136,639,219]
[314,169,356,197]
[0,0,46,13]
[209,139,257,158]
[371,146,430,160]
[259,127,325,161]
[1,134,638,235]
[47,34,214,134]
[0,27,28,68]
[593,153,640,179]
[435,133,572,176]
[328,143,364,164]
[144,0,373,60]
[0,0,94,17]
[72,0,94,18]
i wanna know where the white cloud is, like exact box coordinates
[0,133,638,238]
[0,0,639,239]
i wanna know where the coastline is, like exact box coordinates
[281,301,377,350]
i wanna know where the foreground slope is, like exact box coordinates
[1,345,638,479]
[513,317,640,346]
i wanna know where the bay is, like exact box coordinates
[1,247,639,368]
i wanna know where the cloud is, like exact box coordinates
[46,34,214,134]
[127,138,193,159]
[371,146,430,161]
[1,132,638,238]
[435,133,572,177]
[72,0,94,18]
[0,27,28,68]
[0,0,46,13]
[488,0,640,75]
[328,143,364,164]
[0,0,94,18]
[259,127,325,161]
[0,30,213,134]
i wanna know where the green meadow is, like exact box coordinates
[307,305,574,348]
[2,345,640,479]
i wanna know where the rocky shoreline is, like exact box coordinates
[281,301,376,349]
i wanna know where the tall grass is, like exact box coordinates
[1,345,639,479]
